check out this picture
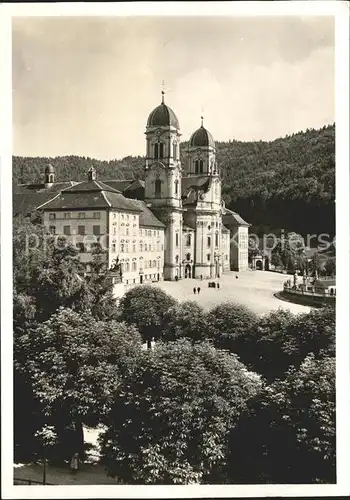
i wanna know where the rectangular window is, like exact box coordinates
[49,226,56,234]
[63,225,71,236]
[207,236,211,248]
[64,213,70,219]
[175,233,179,247]
[133,244,136,253]
[93,225,100,236]
[120,243,124,253]
[93,212,100,219]
[78,225,85,235]
[49,213,56,220]
[78,213,85,219]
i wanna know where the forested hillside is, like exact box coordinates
[13,124,335,237]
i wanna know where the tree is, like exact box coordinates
[99,339,262,484]
[162,301,207,342]
[82,244,120,321]
[14,308,142,461]
[311,252,323,276]
[13,217,119,326]
[240,307,335,382]
[324,258,336,277]
[226,355,335,484]
[119,285,177,347]
[270,251,282,269]
[34,425,58,484]
[206,302,258,361]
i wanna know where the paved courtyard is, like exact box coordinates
[152,270,311,316]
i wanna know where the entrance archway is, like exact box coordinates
[185,264,192,278]
[256,259,263,270]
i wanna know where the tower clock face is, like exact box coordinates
[156,129,162,138]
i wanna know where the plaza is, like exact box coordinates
[152,270,312,316]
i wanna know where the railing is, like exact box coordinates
[283,286,336,298]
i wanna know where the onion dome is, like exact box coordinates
[45,163,55,173]
[147,91,180,129]
[189,117,215,148]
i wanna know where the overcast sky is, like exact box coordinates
[12,16,334,160]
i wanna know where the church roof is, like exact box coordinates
[221,225,230,234]
[147,99,180,129]
[189,125,215,148]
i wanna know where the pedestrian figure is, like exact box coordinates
[217,282,220,289]
[200,275,203,281]
[236,275,238,279]
[197,287,201,294]
[70,452,79,474]
[193,287,196,294]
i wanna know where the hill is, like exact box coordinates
[13,124,335,237]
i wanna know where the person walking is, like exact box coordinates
[200,275,203,281]
[193,287,197,294]
[197,286,201,294]
[217,282,220,289]
[70,452,79,474]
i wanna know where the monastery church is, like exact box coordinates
[13,93,249,284]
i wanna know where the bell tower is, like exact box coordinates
[144,91,183,280]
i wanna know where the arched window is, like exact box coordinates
[174,180,179,196]
[175,233,179,246]
[186,252,191,261]
[155,179,161,196]
[154,143,159,158]
[186,234,191,247]
[215,232,219,247]
[140,242,143,252]
[49,174,54,183]
[159,143,164,158]
[175,255,179,264]
[145,243,148,251]
[125,262,130,272]
[207,236,211,248]
[132,261,137,271]
[199,160,204,173]
[153,260,156,268]
[195,160,199,174]
[173,142,177,159]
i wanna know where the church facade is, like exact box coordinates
[13,95,249,283]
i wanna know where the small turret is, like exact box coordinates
[88,166,97,181]
[44,164,55,187]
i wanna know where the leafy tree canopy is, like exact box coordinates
[226,354,335,484]
[99,339,262,484]
[119,285,177,344]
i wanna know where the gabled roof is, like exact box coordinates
[13,182,76,215]
[61,179,121,194]
[181,176,211,195]
[102,180,134,192]
[124,179,145,191]
[222,208,250,227]
[124,199,165,228]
